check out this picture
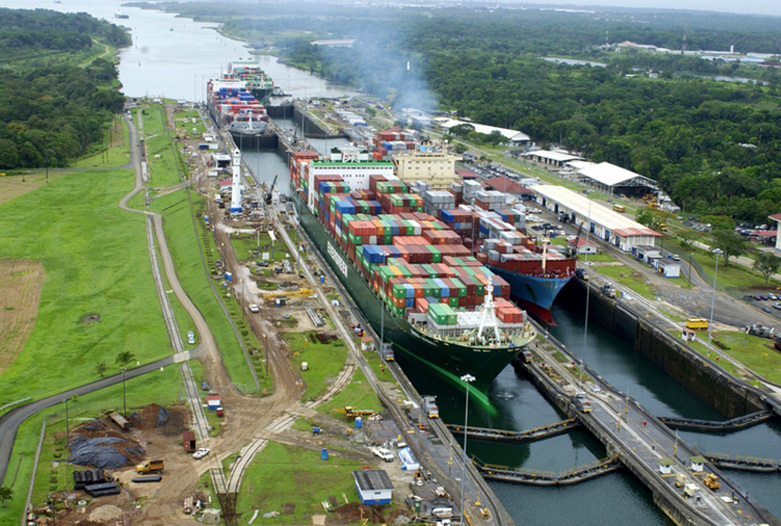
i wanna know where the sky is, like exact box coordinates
[520,0,781,17]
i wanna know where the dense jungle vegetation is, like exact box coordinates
[0,9,129,169]
[156,2,781,221]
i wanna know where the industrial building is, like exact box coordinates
[483,176,535,200]
[571,161,658,197]
[533,185,661,252]
[352,470,394,505]
[433,117,531,146]
[522,150,582,168]
[770,213,781,251]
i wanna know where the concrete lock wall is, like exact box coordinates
[560,280,765,418]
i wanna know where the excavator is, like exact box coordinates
[264,174,278,205]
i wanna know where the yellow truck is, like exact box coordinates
[686,317,709,330]
[136,459,164,474]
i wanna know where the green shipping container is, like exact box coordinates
[448,297,459,308]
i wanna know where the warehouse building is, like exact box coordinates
[522,150,582,168]
[574,161,658,197]
[533,185,661,252]
[771,213,781,251]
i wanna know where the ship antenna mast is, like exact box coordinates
[541,235,549,274]
[477,282,501,342]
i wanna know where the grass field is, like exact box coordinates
[288,332,348,402]
[0,168,170,408]
[594,265,657,300]
[691,248,780,293]
[0,362,189,523]
[318,368,385,419]
[712,330,781,384]
[234,441,369,525]
[142,105,186,187]
[150,190,262,392]
[230,232,293,265]
[72,114,130,169]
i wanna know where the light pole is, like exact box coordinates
[707,248,723,352]
[460,373,475,526]
[64,398,69,444]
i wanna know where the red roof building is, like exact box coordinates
[484,176,534,196]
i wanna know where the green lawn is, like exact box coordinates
[142,104,185,187]
[594,265,657,300]
[691,249,780,293]
[0,361,190,523]
[713,331,781,384]
[288,332,348,402]
[0,168,170,408]
[585,252,618,263]
[150,190,264,392]
[318,368,385,419]
[234,441,370,525]
[72,114,130,169]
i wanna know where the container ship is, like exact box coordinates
[206,76,269,141]
[228,61,275,102]
[289,149,535,392]
[439,179,576,324]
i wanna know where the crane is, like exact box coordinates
[264,174,278,205]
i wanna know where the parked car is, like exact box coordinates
[760,295,769,301]
[768,293,778,301]
[672,254,681,261]
[187,331,195,345]
[762,307,773,314]
[193,447,210,460]
[772,302,781,310]
[371,447,394,462]
[249,303,259,313]
[743,295,754,301]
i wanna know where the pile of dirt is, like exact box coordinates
[67,435,144,470]
[130,404,167,431]
[159,409,186,437]
[315,333,338,344]
[333,503,392,524]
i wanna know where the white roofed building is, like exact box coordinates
[533,185,661,253]
[433,117,530,146]
[523,150,582,168]
[575,161,658,196]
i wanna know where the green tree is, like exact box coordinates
[95,361,108,377]
[711,229,748,266]
[116,351,135,368]
[753,251,781,284]
[0,486,12,507]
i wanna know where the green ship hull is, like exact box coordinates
[292,190,533,393]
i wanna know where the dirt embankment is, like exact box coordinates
[0,259,45,377]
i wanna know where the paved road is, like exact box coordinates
[0,356,174,484]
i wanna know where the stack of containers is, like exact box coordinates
[463,180,482,203]
[422,190,457,215]
[450,182,464,206]
[475,190,507,211]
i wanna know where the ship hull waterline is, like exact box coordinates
[292,190,527,403]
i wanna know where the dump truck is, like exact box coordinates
[136,459,164,474]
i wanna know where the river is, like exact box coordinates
[7,0,781,523]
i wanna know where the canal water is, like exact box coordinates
[10,0,781,522]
